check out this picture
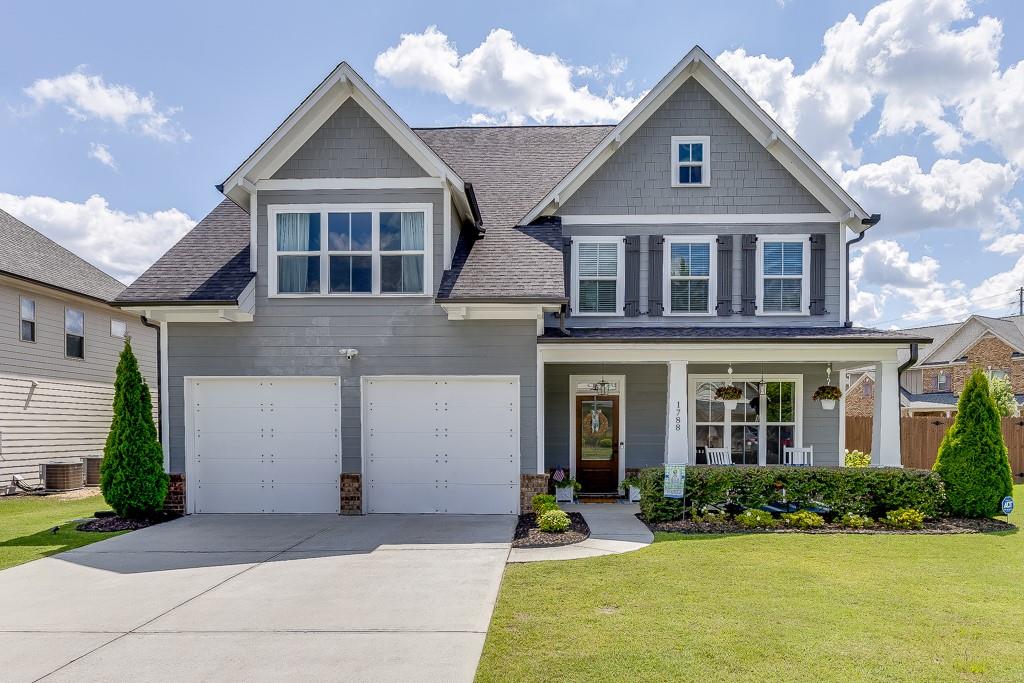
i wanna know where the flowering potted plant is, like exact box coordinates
[713,385,743,411]
[619,475,642,502]
[551,469,580,502]
[812,385,842,410]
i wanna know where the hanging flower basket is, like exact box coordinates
[714,385,743,410]
[812,385,842,410]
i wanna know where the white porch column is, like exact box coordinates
[871,360,902,467]
[665,361,689,464]
[536,346,545,474]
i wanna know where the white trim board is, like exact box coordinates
[537,343,905,364]
[568,374,627,487]
[257,177,446,191]
[559,213,839,226]
[119,305,253,323]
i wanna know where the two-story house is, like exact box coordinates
[115,46,927,515]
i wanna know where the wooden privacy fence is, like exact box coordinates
[846,415,1024,478]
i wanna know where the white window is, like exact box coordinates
[65,307,84,359]
[663,236,715,315]
[571,237,624,316]
[936,371,949,391]
[670,135,710,187]
[268,204,432,297]
[111,319,128,339]
[757,235,810,315]
[19,296,35,342]
[989,369,1010,382]
[862,381,873,397]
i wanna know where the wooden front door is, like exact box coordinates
[575,395,619,493]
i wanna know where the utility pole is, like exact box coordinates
[1019,286,1023,316]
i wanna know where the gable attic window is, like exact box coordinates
[670,136,710,187]
[269,204,431,297]
[757,235,810,315]
[572,237,624,316]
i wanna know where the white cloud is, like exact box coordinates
[840,156,1021,239]
[87,142,116,169]
[24,67,190,143]
[0,193,195,283]
[986,234,1024,255]
[374,26,643,125]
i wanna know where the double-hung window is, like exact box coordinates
[663,236,715,315]
[270,205,431,296]
[572,237,624,316]
[757,235,809,315]
[19,296,35,342]
[670,135,710,187]
[65,307,84,359]
[936,371,949,392]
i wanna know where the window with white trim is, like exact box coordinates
[269,205,430,296]
[693,378,800,465]
[663,236,715,315]
[936,371,949,392]
[111,319,128,339]
[65,307,84,359]
[572,237,624,315]
[757,236,809,315]
[19,296,35,342]
[670,135,710,187]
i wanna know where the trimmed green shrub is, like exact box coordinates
[736,509,776,529]
[690,510,730,524]
[100,339,168,518]
[538,509,571,532]
[531,493,557,515]
[637,465,946,523]
[844,449,871,468]
[881,508,926,530]
[782,510,825,529]
[990,376,1019,418]
[838,513,873,529]
[934,369,1014,517]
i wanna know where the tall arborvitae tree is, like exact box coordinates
[100,338,168,518]
[933,369,1013,517]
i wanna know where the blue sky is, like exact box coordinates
[2,0,1023,328]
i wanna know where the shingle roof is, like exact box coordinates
[414,125,613,299]
[541,326,933,343]
[0,207,125,302]
[115,199,251,305]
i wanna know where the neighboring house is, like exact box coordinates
[115,46,926,516]
[0,209,158,493]
[843,314,1024,417]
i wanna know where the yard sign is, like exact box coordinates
[664,463,686,499]
[1002,496,1014,517]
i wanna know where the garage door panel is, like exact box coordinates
[268,406,339,432]
[439,457,516,485]
[195,432,265,458]
[268,457,340,484]
[367,431,445,459]
[438,484,517,514]
[366,483,441,514]
[196,406,271,433]
[194,379,268,407]
[195,458,267,485]
[366,409,446,434]
[261,378,339,404]
[367,455,440,483]
[440,435,516,460]
[268,483,339,513]
[194,484,270,513]
[267,432,339,456]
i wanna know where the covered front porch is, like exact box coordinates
[537,335,911,495]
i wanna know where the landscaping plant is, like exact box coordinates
[838,513,873,529]
[782,510,825,529]
[531,493,557,515]
[538,509,571,532]
[881,508,926,530]
[736,509,776,529]
[812,385,842,401]
[844,449,871,467]
[933,369,1014,517]
[989,376,1019,418]
[100,339,168,518]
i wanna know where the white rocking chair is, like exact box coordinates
[706,448,733,465]
[783,446,814,466]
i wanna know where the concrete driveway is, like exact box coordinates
[1,513,515,682]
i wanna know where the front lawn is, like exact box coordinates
[478,485,1024,682]
[0,493,124,570]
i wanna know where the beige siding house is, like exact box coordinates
[0,209,158,493]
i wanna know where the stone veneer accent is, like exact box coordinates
[922,334,1023,396]
[341,473,362,515]
[520,473,549,512]
[845,377,875,417]
[164,473,186,515]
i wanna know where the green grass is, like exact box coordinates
[478,485,1024,682]
[0,493,124,570]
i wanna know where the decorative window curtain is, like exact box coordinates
[277,213,318,293]
[399,211,424,291]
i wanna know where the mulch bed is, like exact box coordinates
[77,512,178,533]
[513,512,590,548]
[642,514,1015,535]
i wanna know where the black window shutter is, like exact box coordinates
[809,233,827,315]
[648,235,664,316]
[716,235,734,316]
[562,237,572,312]
[740,234,757,316]
[624,235,641,317]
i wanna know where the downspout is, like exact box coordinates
[140,316,162,441]
[845,213,881,327]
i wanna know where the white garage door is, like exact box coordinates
[363,376,519,514]
[188,377,341,513]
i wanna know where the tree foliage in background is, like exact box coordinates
[989,377,1019,418]
[934,370,1013,517]
[100,339,168,518]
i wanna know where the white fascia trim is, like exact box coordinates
[443,184,452,270]
[536,342,904,363]
[249,191,258,274]
[662,235,716,317]
[755,234,811,317]
[159,321,170,472]
[523,46,869,226]
[441,302,560,335]
[256,177,446,191]
[560,213,839,226]
[119,305,253,323]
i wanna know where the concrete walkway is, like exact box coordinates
[0,513,515,683]
[507,503,654,563]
